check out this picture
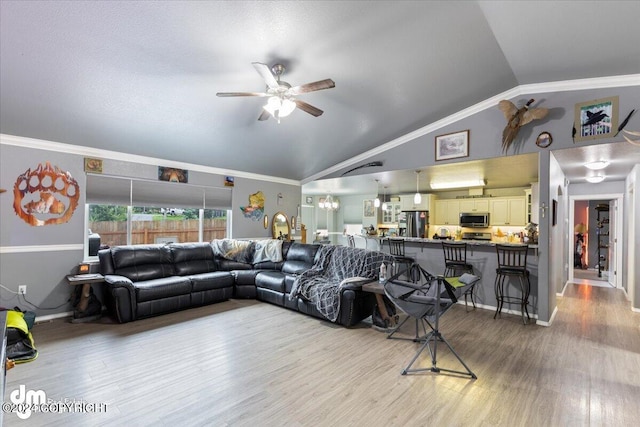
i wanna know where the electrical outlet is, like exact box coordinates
[18,285,27,296]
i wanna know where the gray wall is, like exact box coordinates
[548,153,568,297]
[325,86,640,179]
[1,138,301,317]
[0,143,87,317]
[625,166,639,309]
[231,177,300,240]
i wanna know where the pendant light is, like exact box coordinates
[414,170,422,205]
[382,186,388,211]
[374,179,380,208]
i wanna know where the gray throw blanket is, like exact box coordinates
[290,245,394,322]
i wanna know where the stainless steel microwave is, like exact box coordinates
[459,212,489,228]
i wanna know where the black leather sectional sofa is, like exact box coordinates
[98,241,385,326]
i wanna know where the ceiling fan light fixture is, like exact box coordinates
[585,160,610,170]
[279,99,296,117]
[264,97,296,119]
[585,175,605,183]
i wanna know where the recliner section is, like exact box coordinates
[99,241,376,327]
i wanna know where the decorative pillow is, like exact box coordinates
[211,239,255,263]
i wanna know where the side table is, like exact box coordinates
[362,281,398,330]
[65,273,104,323]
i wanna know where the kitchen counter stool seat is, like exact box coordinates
[494,244,531,325]
[442,242,476,310]
[387,238,415,279]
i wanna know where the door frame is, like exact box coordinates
[568,193,623,288]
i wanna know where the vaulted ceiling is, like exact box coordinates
[1,1,639,188]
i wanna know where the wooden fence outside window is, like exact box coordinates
[90,218,227,247]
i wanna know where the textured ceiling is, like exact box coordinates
[1,1,639,185]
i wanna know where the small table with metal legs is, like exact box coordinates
[66,273,104,323]
[362,281,399,330]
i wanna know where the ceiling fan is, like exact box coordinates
[216,62,335,122]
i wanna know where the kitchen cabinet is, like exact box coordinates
[459,198,489,213]
[523,183,539,224]
[490,197,526,226]
[434,199,460,225]
[381,202,402,224]
[400,194,431,211]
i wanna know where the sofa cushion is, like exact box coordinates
[111,245,175,282]
[284,274,297,294]
[217,259,252,271]
[189,272,234,292]
[134,276,191,302]
[171,243,217,275]
[255,271,285,293]
[252,260,283,270]
[233,270,262,285]
[281,243,321,274]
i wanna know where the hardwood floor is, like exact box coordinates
[5,284,640,426]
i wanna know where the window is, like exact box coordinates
[88,205,227,250]
[85,174,231,259]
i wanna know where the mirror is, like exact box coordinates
[272,211,290,240]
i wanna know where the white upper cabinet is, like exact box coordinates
[400,194,431,211]
[434,199,460,225]
[524,183,540,224]
[381,202,402,224]
[490,197,526,226]
[459,198,489,213]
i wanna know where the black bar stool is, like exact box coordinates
[387,238,415,279]
[442,242,476,310]
[494,244,531,324]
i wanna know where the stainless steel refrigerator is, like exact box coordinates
[403,211,429,238]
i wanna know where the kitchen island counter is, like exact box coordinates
[382,236,538,249]
[380,238,539,321]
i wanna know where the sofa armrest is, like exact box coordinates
[104,274,134,288]
[103,275,136,323]
[339,276,374,291]
[337,288,375,327]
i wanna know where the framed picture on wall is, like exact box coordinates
[435,130,469,161]
[363,199,376,218]
[574,96,618,142]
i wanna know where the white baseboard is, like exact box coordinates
[455,300,538,320]
[35,311,73,323]
[536,305,558,327]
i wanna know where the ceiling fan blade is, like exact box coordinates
[216,92,268,97]
[257,109,271,121]
[289,79,335,95]
[294,100,324,117]
[252,62,279,89]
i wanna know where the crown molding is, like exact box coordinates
[302,74,640,184]
[0,134,301,187]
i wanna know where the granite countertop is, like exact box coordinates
[382,236,538,249]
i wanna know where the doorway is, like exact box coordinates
[569,195,622,288]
